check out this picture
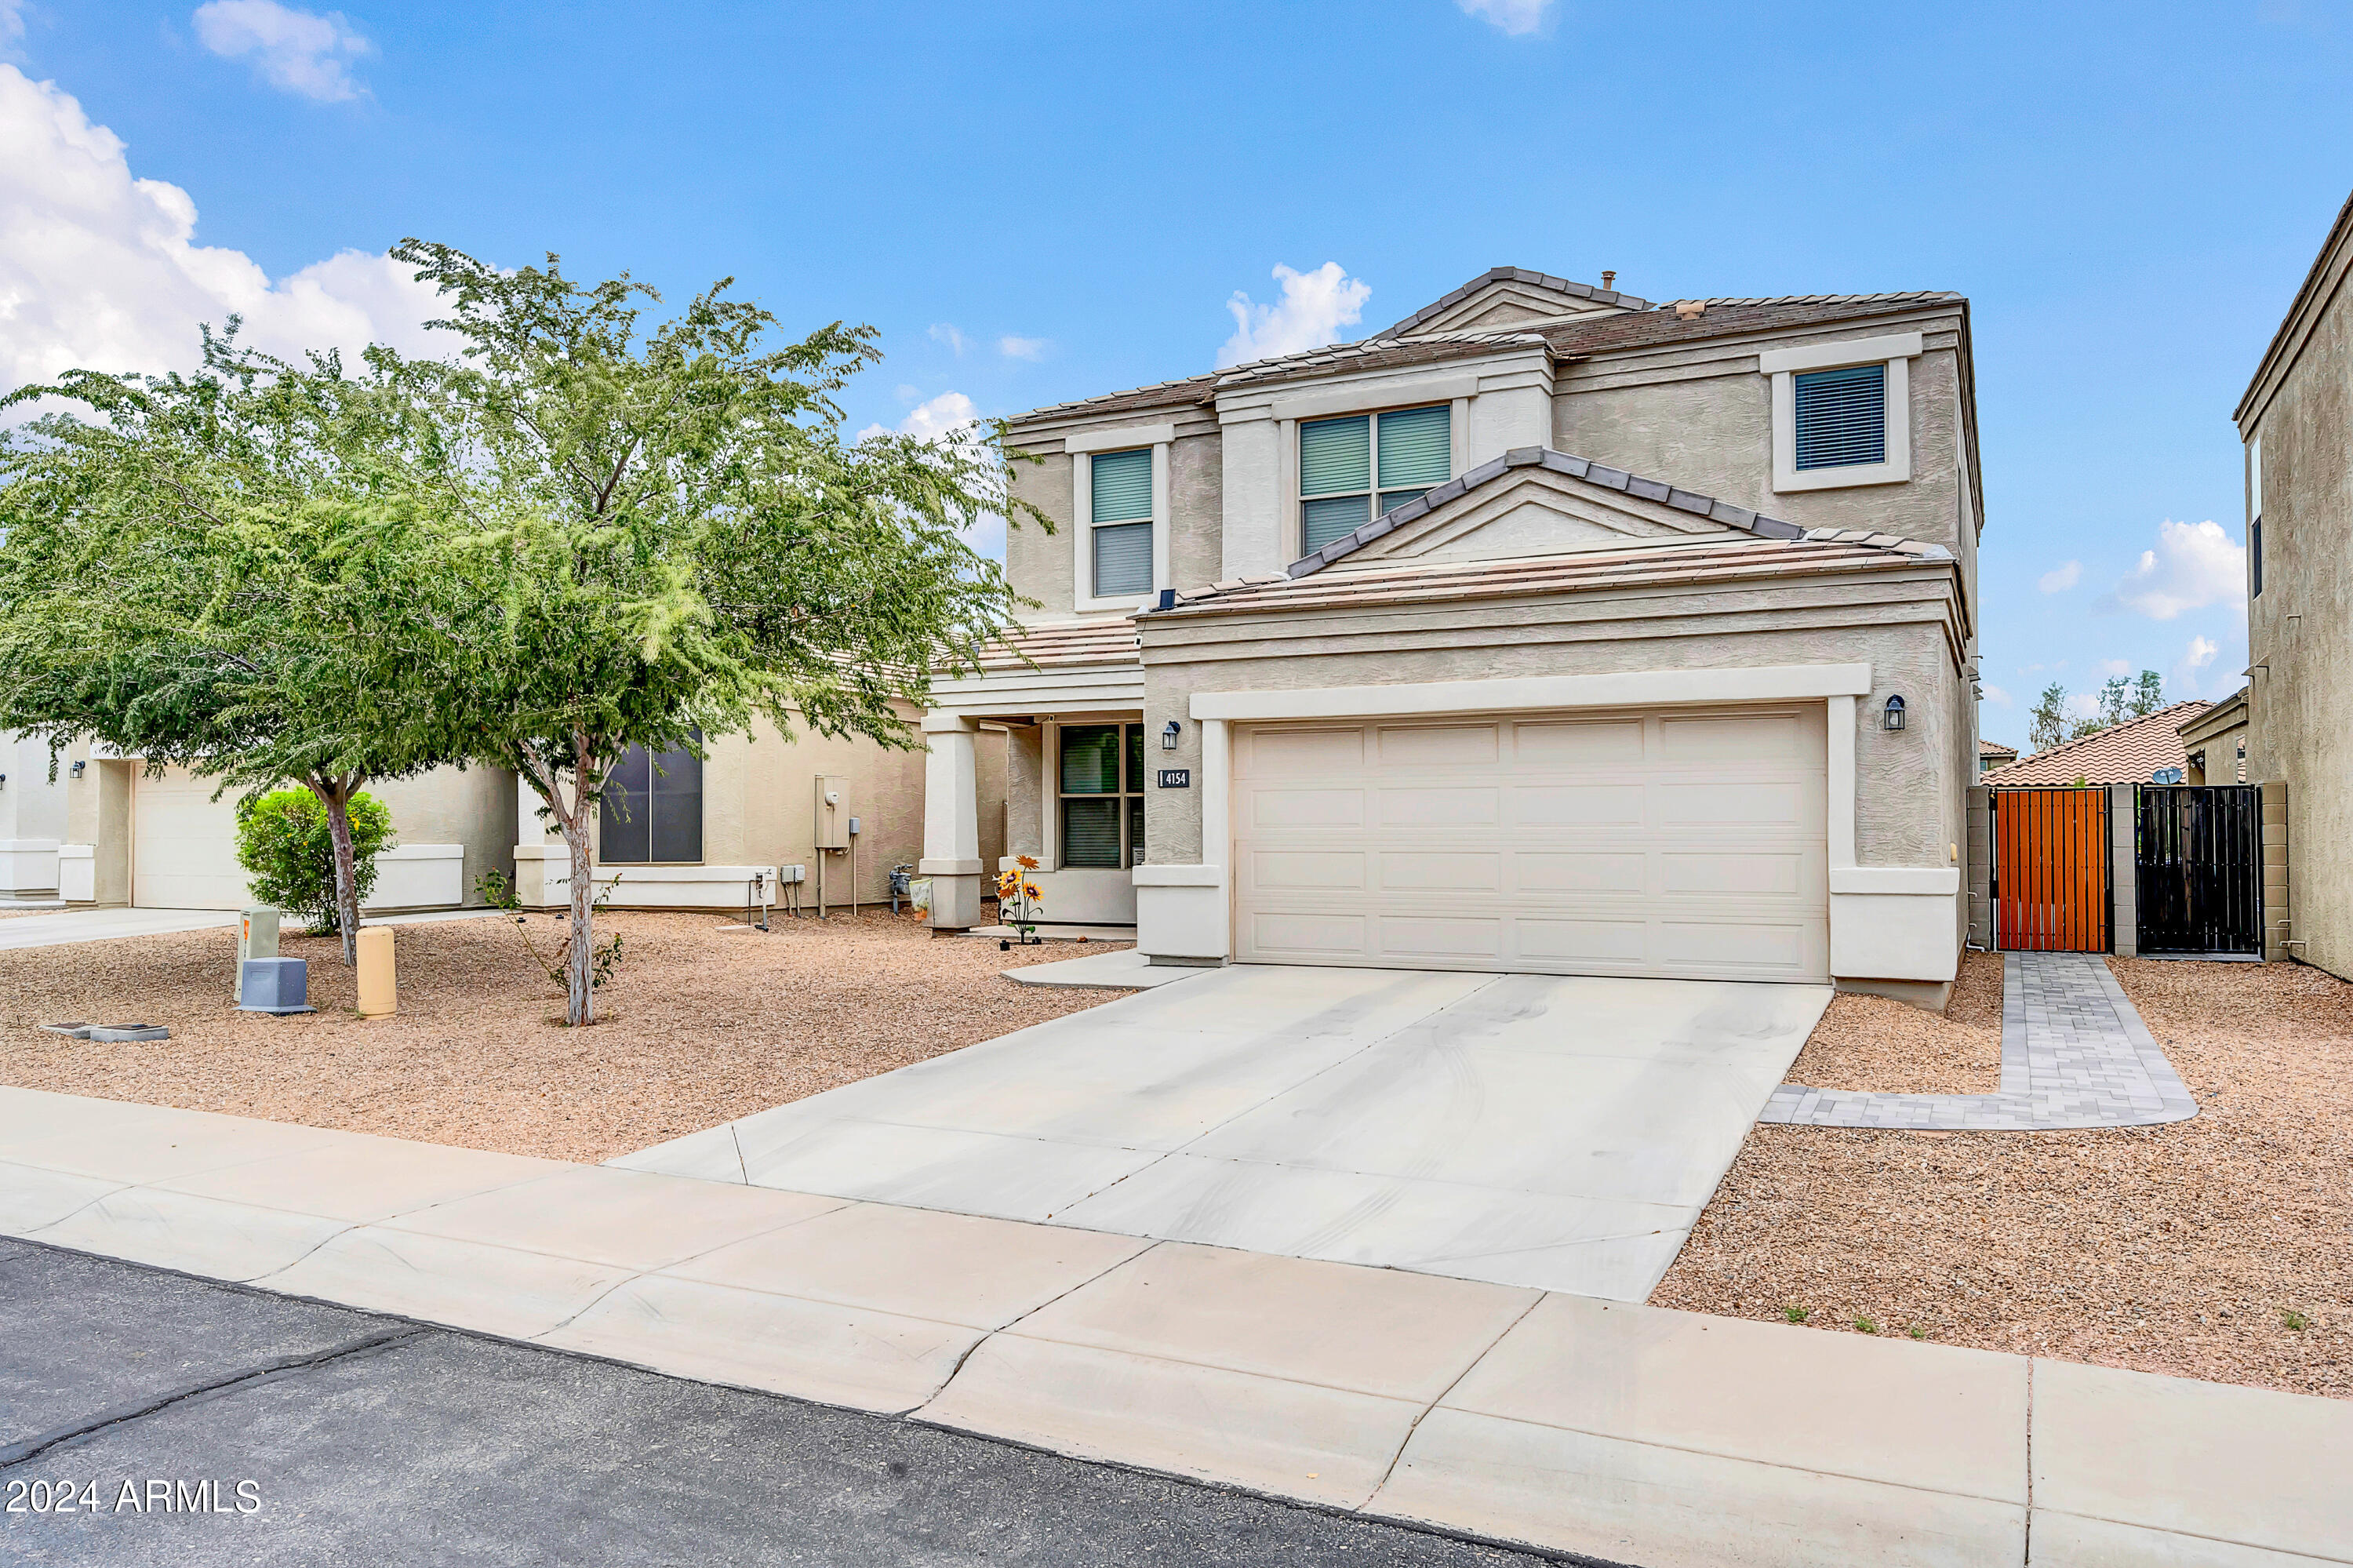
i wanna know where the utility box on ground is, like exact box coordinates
[235,906,281,1002]
[237,957,315,1015]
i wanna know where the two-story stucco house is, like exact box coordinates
[2234,185,2353,981]
[919,268,1984,1006]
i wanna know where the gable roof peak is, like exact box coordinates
[1386,266,1653,337]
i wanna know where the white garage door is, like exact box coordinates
[133,767,253,909]
[1231,705,1829,982]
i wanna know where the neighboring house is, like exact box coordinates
[920,267,1987,1006]
[15,738,516,914]
[2235,184,2353,980]
[1978,739,2018,775]
[2177,689,2248,785]
[1979,701,2210,788]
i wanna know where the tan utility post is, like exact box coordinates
[355,926,395,1017]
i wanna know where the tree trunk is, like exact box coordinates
[562,809,595,1027]
[308,775,362,966]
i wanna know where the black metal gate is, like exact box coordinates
[2135,785,2262,956]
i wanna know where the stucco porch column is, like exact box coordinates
[921,714,984,930]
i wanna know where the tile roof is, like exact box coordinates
[1005,292,1968,430]
[1980,739,2019,760]
[1980,702,2213,787]
[1282,446,1952,579]
[1380,266,1654,336]
[973,616,1140,671]
[1147,533,1953,620]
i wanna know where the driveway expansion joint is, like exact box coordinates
[1760,953,2198,1130]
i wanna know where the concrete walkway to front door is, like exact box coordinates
[613,965,1831,1301]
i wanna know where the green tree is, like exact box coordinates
[2030,682,2071,752]
[389,242,1038,1024]
[236,788,395,934]
[0,330,470,963]
[2132,669,2165,718]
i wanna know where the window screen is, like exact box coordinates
[1093,520,1153,597]
[598,733,704,864]
[1088,448,1154,597]
[1058,722,1143,870]
[1300,406,1449,553]
[1792,363,1886,470]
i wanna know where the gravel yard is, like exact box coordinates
[0,910,1129,1163]
[1654,954,2353,1399]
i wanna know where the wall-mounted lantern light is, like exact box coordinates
[71,760,86,778]
[1162,719,1181,751]
[1882,695,1907,732]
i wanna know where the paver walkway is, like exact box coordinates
[1759,953,2198,1130]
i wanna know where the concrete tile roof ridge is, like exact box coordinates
[1380,265,1657,336]
[1980,700,2216,787]
[1279,446,1939,579]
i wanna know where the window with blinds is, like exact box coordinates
[598,731,704,864]
[1792,364,1886,471]
[1089,448,1154,598]
[1058,722,1144,869]
[1299,405,1450,553]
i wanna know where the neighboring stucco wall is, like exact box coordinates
[369,766,516,908]
[2238,236,2353,978]
[1139,566,1971,883]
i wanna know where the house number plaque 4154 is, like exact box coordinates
[1157,769,1191,788]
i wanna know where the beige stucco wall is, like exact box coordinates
[625,710,1004,908]
[2241,249,2353,977]
[1004,450,1076,617]
[1138,567,1971,888]
[369,765,517,908]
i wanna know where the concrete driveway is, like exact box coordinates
[616,966,1829,1301]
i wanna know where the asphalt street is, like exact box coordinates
[0,1238,1570,1567]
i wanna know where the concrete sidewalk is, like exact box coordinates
[3,1086,2348,1568]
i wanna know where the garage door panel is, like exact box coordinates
[1377,851,1501,893]
[1514,852,1647,895]
[1511,719,1644,766]
[1511,783,1646,827]
[1247,849,1367,892]
[1659,712,1805,762]
[1244,727,1363,775]
[1377,723,1497,767]
[1250,788,1364,830]
[1378,786,1498,828]
[133,768,253,909]
[1232,706,1829,983]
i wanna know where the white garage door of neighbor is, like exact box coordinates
[1231,705,1830,983]
[133,767,253,909]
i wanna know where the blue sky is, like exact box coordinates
[6,0,2350,747]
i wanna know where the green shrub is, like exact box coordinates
[234,788,395,933]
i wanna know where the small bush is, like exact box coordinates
[235,788,394,933]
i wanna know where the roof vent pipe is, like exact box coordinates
[1600,271,1616,291]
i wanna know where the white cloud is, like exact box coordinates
[2037,559,2081,593]
[1457,0,1551,35]
[927,323,968,355]
[0,65,442,399]
[193,1,372,103]
[2104,519,2246,620]
[1217,261,1370,369]
[0,1,27,60]
[2173,635,2223,697]
[2097,658,2133,678]
[997,334,1047,362]
[2065,693,2102,722]
[856,391,1004,560]
[1980,684,2012,708]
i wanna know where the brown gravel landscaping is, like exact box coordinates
[0,909,1129,1163]
[1781,948,2004,1095]
[1654,954,2353,1400]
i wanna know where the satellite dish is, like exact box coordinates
[2151,767,2184,784]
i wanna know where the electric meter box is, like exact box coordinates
[813,776,852,850]
[235,906,282,1002]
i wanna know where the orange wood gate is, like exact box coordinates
[1992,788,2111,951]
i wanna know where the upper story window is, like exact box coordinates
[599,733,703,864]
[1299,405,1451,553]
[1059,722,1144,869]
[1761,332,1919,493]
[1793,364,1886,470]
[1089,449,1154,598]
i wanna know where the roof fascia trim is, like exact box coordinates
[1189,663,1874,722]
